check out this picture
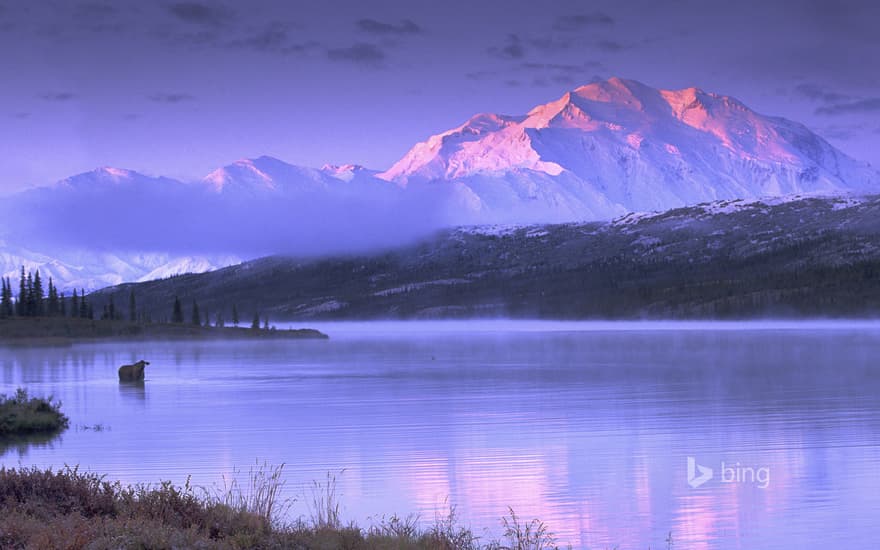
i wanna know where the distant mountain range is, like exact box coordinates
[1,78,878,291]
[90,194,880,320]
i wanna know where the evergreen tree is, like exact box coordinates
[60,291,66,317]
[47,278,58,316]
[232,304,239,327]
[16,266,25,317]
[0,278,10,318]
[172,296,184,323]
[191,300,201,326]
[71,289,79,318]
[108,295,116,320]
[215,312,224,328]
[33,270,43,317]
[25,271,34,317]
[263,316,269,330]
[251,311,260,330]
[129,290,137,322]
[88,303,94,320]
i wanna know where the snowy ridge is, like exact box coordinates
[0,244,240,292]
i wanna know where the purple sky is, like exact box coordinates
[1,0,879,194]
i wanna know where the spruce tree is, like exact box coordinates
[232,304,239,327]
[191,300,201,326]
[25,271,34,317]
[16,266,25,317]
[59,291,66,317]
[251,311,260,330]
[71,289,79,318]
[33,270,43,317]
[0,278,9,318]
[109,296,116,320]
[47,278,58,316]
[172,296,184,323]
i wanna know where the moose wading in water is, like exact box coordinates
[118,360,149,381]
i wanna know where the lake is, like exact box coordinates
[1,321,879,549]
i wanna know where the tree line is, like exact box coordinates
[0,267,92,319]
[170,295,270,330]
[1,267,272,330]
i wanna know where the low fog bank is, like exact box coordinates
[279,319,880,336]
[0,182,463,258]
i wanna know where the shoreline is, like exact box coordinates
[0,317,328,347]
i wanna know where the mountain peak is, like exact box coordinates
[378,78,879,211]
[203,158,279,193]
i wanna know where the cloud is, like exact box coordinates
[466,61,604,88]
[226,22,318,55]
[148,93,195,103]
[817,123,866,140]
[489,34,526,59]
[39,92,76,102]
[528,36,573,52]
[356,18,421,35]
[73,2,116,18]
[327,42,385,64]
[553,12,615,31]
[816,98,880,116]
[464,70,499,81]
[165,2,231,26]
[794,83,851,103]
[596,39,625,52]
[521,61,603,72]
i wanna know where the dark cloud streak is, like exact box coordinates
[489,34,526,59]
[166,2,231,26]
[553,12,615,31]
[795,83,852,103]
[38,92,76,102]
[327,42,385,64]
[148,93,195,104]
[816,98,880,115]
[356,18,421,35]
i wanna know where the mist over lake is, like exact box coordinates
[2,321,878,549]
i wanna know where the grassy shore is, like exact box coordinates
[0,389,69,438]
[0,317,327,345]
[0,465,576,550]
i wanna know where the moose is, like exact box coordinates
[118,360,150,381]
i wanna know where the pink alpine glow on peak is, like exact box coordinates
[203,158,278,193]
[377,77,879,215]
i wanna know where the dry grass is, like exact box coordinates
[1,465,683,549]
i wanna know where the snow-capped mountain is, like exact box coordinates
[203,156,389,194]
[2,77,879,291]
[379,77,879,219]
[0,240,239,292]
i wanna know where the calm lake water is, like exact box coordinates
[2,321,879,549]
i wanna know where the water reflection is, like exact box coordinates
[0,323,878,549]
[0,432,65,459]
[118,379,146,402]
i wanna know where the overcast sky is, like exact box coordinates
[1,0,879,193]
